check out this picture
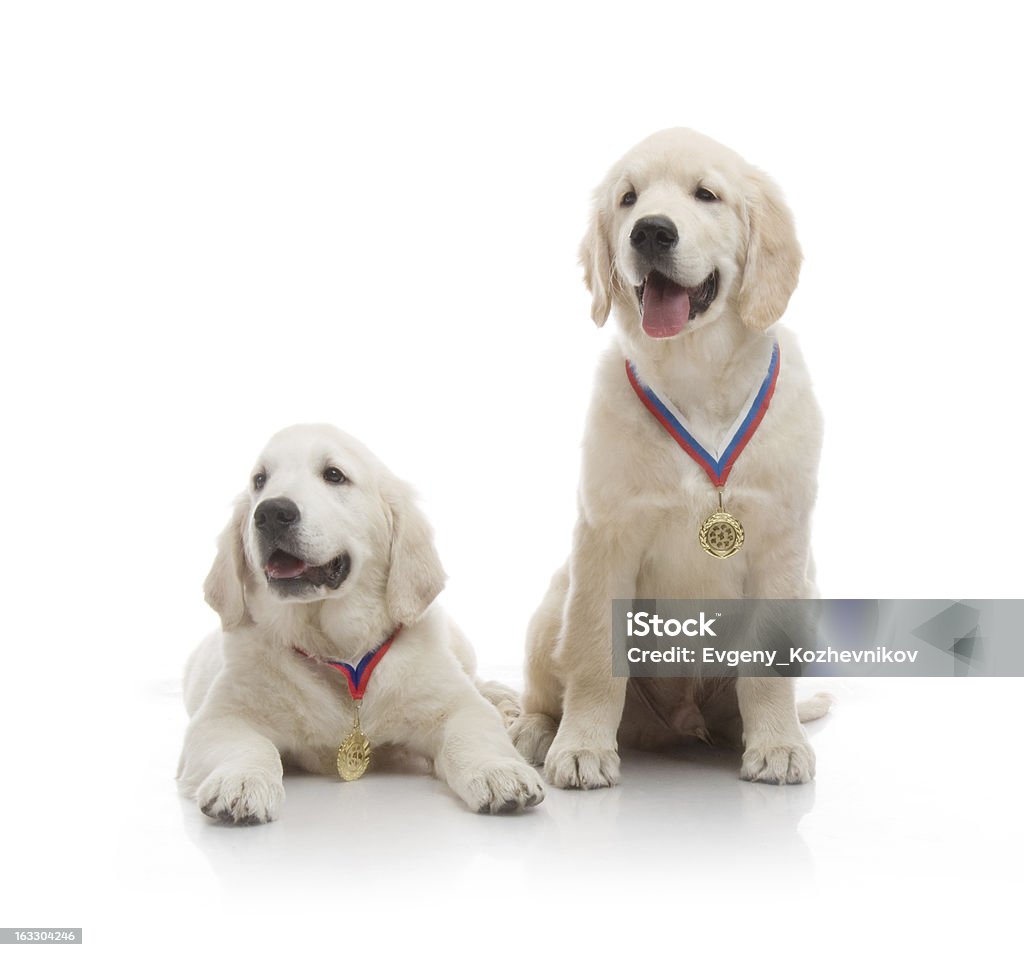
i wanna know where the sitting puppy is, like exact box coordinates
[178,423,544,822]
[510,129,831,789]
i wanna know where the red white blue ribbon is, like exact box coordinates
[294,627,401,701]
[626,340,780,488]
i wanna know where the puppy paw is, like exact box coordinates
[489,700,520,728]
[509,712,558,766]
[196,768,285,824]
[462,760,546,814]
[740,735,816,785]
[476,680,523,729]
[544,745,620,790]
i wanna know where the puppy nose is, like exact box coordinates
[630,215,678,255]
[253,497,299,532]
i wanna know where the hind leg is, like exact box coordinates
[509,566,568,766]
[444,615,528,728]
[475,679,522,728]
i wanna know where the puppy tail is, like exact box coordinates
[797,692,835,723]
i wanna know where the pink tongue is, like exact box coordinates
[266,552,308,580]
[642,274,690,338]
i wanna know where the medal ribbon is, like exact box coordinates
[294,626,401,701]
[625,341,780,488]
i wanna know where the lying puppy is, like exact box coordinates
[510,128,831,788]
[178,424,544,821]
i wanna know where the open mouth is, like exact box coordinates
[635,269,718,338]
[264,550,351,590]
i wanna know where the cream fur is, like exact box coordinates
[510,128,829,788]
[178,424,543,822]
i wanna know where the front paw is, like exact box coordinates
[461,760,546,814]
[196,767,285,824]
[740,734,816,785]
[544,744,620,790]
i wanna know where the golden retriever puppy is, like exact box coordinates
[178,424,544,821]
[510,128,831,788]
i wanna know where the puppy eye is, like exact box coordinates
[695,186,719,202]
[253,472,266,491]
[620,189,638,207]
[323,467,347,485]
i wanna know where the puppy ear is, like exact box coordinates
[203,494,252,631]
[383,479,446,625]
[580,200,614,326]
[738,168,803,331]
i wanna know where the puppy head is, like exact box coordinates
[204,424,445,629]
[580,127,801,339]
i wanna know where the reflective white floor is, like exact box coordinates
[84,674,1018,952]
[5,675,1017,954]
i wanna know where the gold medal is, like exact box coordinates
[294,629,401,784]
[699,508,744,559]
[626,340,779,563]
[336,704,371,781]
[699,489,744,559]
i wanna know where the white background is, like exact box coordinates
[1,1,1022,953]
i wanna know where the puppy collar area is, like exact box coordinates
[625,340,780,488]
[293,626,402,701]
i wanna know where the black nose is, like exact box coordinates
[630,215,678,256]
[254,497,299,532]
